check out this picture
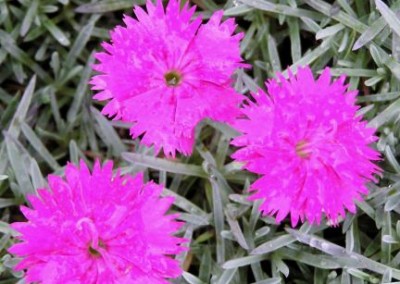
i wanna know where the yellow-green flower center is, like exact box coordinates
[295,139,311,159]
[164,70,182,87]
[88,240,106,258]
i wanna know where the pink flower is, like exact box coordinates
[9,160,185,283]
[91,0,247,157]
[231,66,381,226]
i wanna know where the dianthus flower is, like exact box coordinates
[91,0,246,157]
[9,160,185,283]
[231,66,381,226]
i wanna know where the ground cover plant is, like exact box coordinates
[1,0,400,283]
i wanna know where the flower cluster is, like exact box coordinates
[231,67,381,226]
[9,161,185,283]
[91,0,246,157]
[9,0,382,282]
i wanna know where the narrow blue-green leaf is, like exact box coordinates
[393,13,400,61]
[11,61,26,84]
[20,0,39,36]
[48,88,65,131]
[75,0,145,13]
[223,255,269,269]
[287,229,400,279]
[0,88,12,104]
[69,140,80,165]
[240,23,256,54]
[315,23,344,40]
[369,97,400,128]
[370,43,400,81]
[179,213,210,226]
[8,76,36,139]
[229,194,252,205]
[279,247,343,269]
[370,44,384,67]
[303,0,367,33]
[182,272,207,284]
[239,0,324,20]
[382,235,398,244]
[56,65,84,87]
[226,209,249,250]
[42,16,70,46]
[162,187,209,220]
[210,177,225,264]
[251,278,282,284]
[41,5,59,13]
[0,198,17,208]
[337,0,357,18]
[356,200,375,220]
[206,120,240,139]
[91,107,126,156]
[375,0,400,38]
[300,17,321,33]
[347,268,380,282]
[273,257,289,277]
[286,39,332,72]
[21,122,60,170]
[176,225,193,267]
[384,145,400,173]
[0,145,7,178]
[216,266,238,284]
[240,71,261,93]
[65,16,99,68]
[267,35,281,73]
[215,136,230,168]
[224,4,253,16]
[123,152,207,178]
[353,17,387,50]
[364,76,384,87]
[5,137,34,197]
[199,249,212,282]
[29,158,47,190]
[329,68,378,77]
[67,53,95,124]
[287,18,301,62]
[50,52,60,75]
[338,30,349,52]
[0,31,49,81]
[252,235,295,255]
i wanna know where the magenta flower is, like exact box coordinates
[9,160,185,283]
[91,0,246,157]
[231,66,381,226]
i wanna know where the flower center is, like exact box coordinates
[88,240,106,258]
[295,139,311,159]
[164,70,182,87]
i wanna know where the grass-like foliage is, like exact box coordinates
[1,0,400,283]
